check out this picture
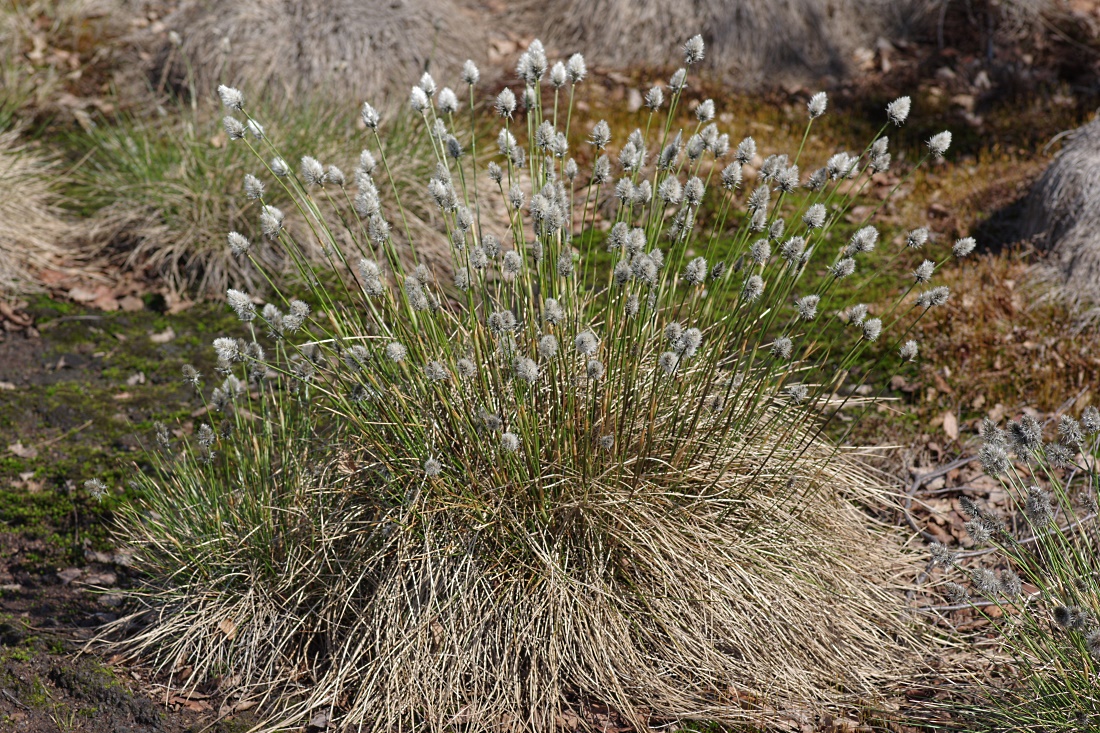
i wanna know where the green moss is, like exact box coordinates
[0,298,252,562]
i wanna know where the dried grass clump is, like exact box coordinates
[146,0,490,105]
[1021,119,1100,320]
[514,0,907,87]
[71,102,458,296]
[0,129,73,296]
[115,404,917,730]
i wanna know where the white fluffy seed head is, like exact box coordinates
[550,61,567,88]
[567,53,587,83]
[803,203,826,229]
[749,240,771,264]
[300,156,325,186]
[85,478,108,500]
[260,205,284,237]
[684,256,707,285]
[659,351,679,375]
[243,173,264,200]
[226,289,255,321]
[669,68,687,92]
[953,237,976,258]
[786,384,809,404]
[217,85,243,110]
[418,72,436,96]
[899,340,919,361]
[575,331,598,355]
[495,88,516,118]
[907,228,929,249]
[438,87,459,115]
[721,162,742,190]
[887,96,911,125]
[410,86,430,112]
[848,303,868,326]
[514,357,539,383]
[457,358,476,379]
[645,86,664,110]
[462,60,480,86]
[683,34,705,64]
[742,274,764,302]
[361,102,380,129]
[735,137,756,164]
[831,258,856,279]
[913,259,935,284]
[223,116,245,139]
[795,294,820,321]
[538,334,558,359]
[807,91,827,119]
[928,131,952,158]
[227,231,250,256]
[386,342,407,362]
[544,298,565,325]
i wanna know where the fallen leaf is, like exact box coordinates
[0,382,16,390]
[169,695,211,712]
[217,617,238,639]
[149,327,175,344]
[118,295,145,312]
[57,568,83,585]
[943,411,959,441]
[67,287,98,302]
[8,443,38,459]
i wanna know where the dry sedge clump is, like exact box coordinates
[1022,119,1100,323]
[146,0,489,104]
[516,0,912,87]
[110,36,958,731]
[0,129,74,295]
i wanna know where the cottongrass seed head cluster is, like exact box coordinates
[111,34,963,732]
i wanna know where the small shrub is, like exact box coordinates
[111,36,962,730]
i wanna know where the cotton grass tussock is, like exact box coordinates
[111,34,960,733]
[929,403,1100,729]
[72,96,467,297]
